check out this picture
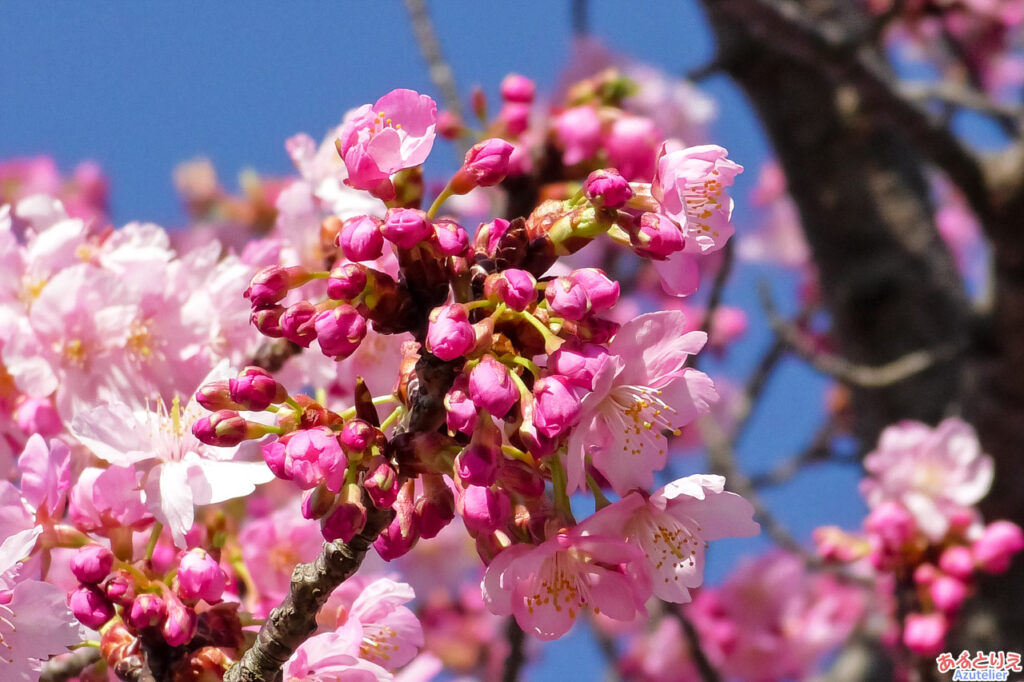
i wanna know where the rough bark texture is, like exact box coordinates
[697,0,1024,663]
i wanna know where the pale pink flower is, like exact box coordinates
[481,528,648,640]
[337,89,438,201]
[652,144,743,254]
[16,433,70,520]
[71,366,274,546]
[860,418,994,541]
[240,505,323,614]
[554,106,602,166]
[283,619,393,682]
[566,311,717,495]
[585,475,759,602]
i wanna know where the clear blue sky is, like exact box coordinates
[0,2,864,679]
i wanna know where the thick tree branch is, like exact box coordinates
[501,617,527,682]
[39,648,102,682]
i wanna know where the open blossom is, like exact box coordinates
[860,417,994,541]
[482,527,649,640]
[585,475,759,603]
[283,620,393,682]
[70,366,275,546]
[336,89,438,201]
[566,311,717,495]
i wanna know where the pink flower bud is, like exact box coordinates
[532,375,581,439]
[416,475,455,540]
[177,549,227,603]
[339,419,377,456]
[914,563,939,587]
[69,585,114,629]
[972,520,1024,574]
[445,376,477,436]
[15,397,61,437]
[500,73,535,103]
[250,305,286,338]
[195,380,238,411]
[545,276,590,321]
[262,437,288,479]
[460,485,511,535]
[474,218,510,256]
[499,102,531,136]
[128,593,167,629]
[427,304,475,361]
[301,484,336,520]
[71,545,114,585]
[228,367,282,411]
[432,218,470,256]
[285,427,345,491]
[321,485,367,543]
[364,457,399,509]
[437,110,464,139]
[548,343,609,390]
[280,301,318,348]
[192,410,247,447]
[327,262,369,301]
[498,459,547,497]
[161,595,197,647]
[583,168,633,209]
[373,512,420,561]
[570,268,619,311]
[484,268,536,311]
[314,305,367,360]
[337,215,384,262]
[455,418,501,487]
[865,501,916,554]
[929,574,969,614]
[469,355,520,418]
[938,546,975,580]
[383,208,432,249]
[633,211,685,258]
[555,106,602,166]
[104,570,136,606]
[606,115,659,180]
[244,266,297,307]
[902,612,947,656]
[451,138,514,194]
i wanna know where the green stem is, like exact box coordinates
[379,405,405,432]
[285,396,304,413]
[547,455,575,523]
[426,184,455,218]
[510,355,542,378]
[339,394,398,420]
[509,309,564,354]
[501,444,536,466]
[145,522,163,562]
[586,472,611,510]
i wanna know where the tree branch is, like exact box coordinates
[223,504,394,682]
[671,608,723,682]
[39,648,102,682]
[402,0,463,121]
[501,617,527,682]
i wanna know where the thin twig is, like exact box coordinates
[402,0,462,121]
[589,621,623,682]
[693,241,735,370]
[759,282,962,389]
[39,648,102,682]
[749,419,840,488]
[501,617,527,682]
[668,606,722,682]
[572,0,589,35]
[901,81,1024,135]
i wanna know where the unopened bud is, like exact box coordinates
[450,138,514,194]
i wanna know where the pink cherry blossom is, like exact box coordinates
[566,311,718,494]
[860,417,994,541]
[337,89,438,201]
[282,619,393,681]
[481,528,649,640]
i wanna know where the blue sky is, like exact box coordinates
[1,2,864,679]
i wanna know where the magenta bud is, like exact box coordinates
[373,512,420,561]
[104,570,136,607]
[416,475,455,540]
[474,218,510,256]
[498,459,546,497]
[321,485,367,543]
[938,546,975,580]
[250,305,286,338]
[228,367,282,411]
[426,303,475,361]
[262,438,288,479]
[633,211,685,258]
[929,574,969,614]
[382,208,432,249]
[972,520,1024,574]
[570,268,619,311]
[128,593,167,629]
[460,485,512,535]
[501,73,535,104]
[364,458,399,509]
[327,263,369,301]
[902,612,947,657]
[69,585,114,629]
[914,563,939,587]
[337,215,384,262]
[444,376,477,436]
[549,342,610,390]
[455,445,498,487]
[195,380,239,411]
[469,356,519,418]
[584,168,633,209]
[451,138,514,194]
[437,110,464,139]
[301,484,337,520]
[280,301,319,348]
[433,218,470,256]
[177,549,227,603]
[864,501,917,554]
[71,545,114,585]
[244,266,304,307]
[161,595,198,647]
[192,410,247,447]
[532,375,582,439]
[15,397,61,437]
[499,102,531,136]
[545,276,590,321]
[339,419,376,456]
[483,268,536,311]
[285,427,344,491]
[314,305,367,360]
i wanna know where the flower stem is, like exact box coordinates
[586,472,611,510]
[547,455,575,523]
[145,522,163,562]
[426,184,454,218]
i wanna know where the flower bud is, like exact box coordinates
[432,218,470,256]
[416,474,455,540]
[192,410,247,447]
[250,305,286,338]
[70,585,115,629]
[499,103,531,136]
[128,593,167,630]
[339,419,377,458]
[382,208,432,249]
[570,268,619,311]
[929,574,968,614]
[938,546,975,580]
[104,570,136,607]
[473,218,510,256]
[177,549,227,603]
[71,545,114,585]
[532,375,581,439]
[280,301,318,348]
[314,305,367,360]
[437,110,464,139]
[445,375,477,436]
[162,595,198,647]
[364,457,399,509]
[320,484,367,543]
[373,513,419,561]
[902,612,947,656]
[500,73,535,103]
[451,138,514,194]
[484,268,536,311]
[427,304,475,361]
[15,397,61,437]
[545,276,590,321]
[228,367,282,411]
[548,342,609,390]
[471,86,487,120]
[262,437,288,479]
[301,483,336,520]
[972,520,1024,574]
[632,211,685,258]
[285,427,344,491]
[195,380,238,411]
[469,355,520,418]
[244,266,311,307]
[460,485,511,535]
[583,168,633,209]
[327,263,369,301]
[337,215,384,262]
